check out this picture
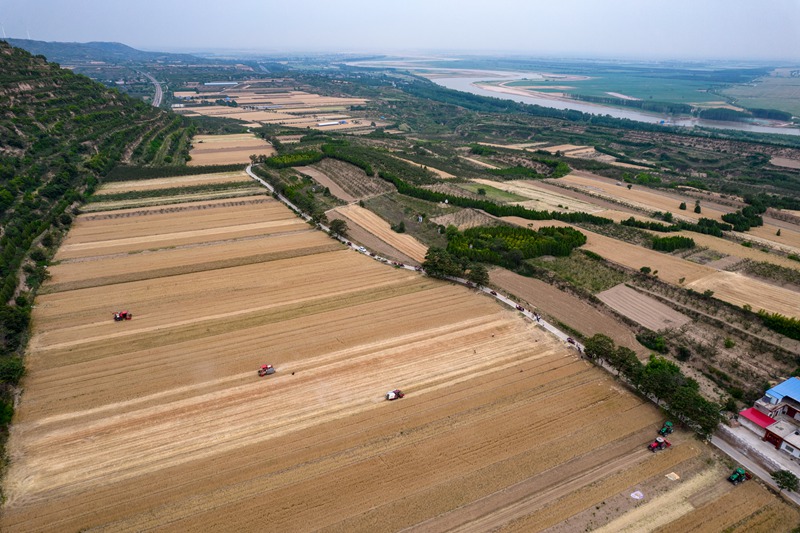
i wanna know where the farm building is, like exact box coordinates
[739,407,775,438]
[740,377,800,457]
[756,377,800,420]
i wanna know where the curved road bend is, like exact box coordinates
[142,72,163,107]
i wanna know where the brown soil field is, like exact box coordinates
[311,159,394,200]
[598,284,692,331]
[431,208,499,230]
[471,178,605,213]
[746,223,800,254]
[4,174,795,531]
[326,213,418,266]
[770,156,800,169]
[461,155,499,169]
[556,171,731,223]
[331,204,428,262]
[188,134,276,166]
[490,269,648,357]
[393,156,456,179]
[94,171,251,194]
[686,271,800,318]
[295,165,358,202]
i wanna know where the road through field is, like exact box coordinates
[5,170,797,532]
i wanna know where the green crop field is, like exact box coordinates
[721,74,800,117]
[455,182,528,202]
[504,74,723,104]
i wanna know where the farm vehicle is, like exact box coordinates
[659,421,674,436]
[728,468,752,485]
[648,437,671,452]
[113,311,132,321]
[386,389,404,401]
[258,364,276,377]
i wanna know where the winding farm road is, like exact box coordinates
[142,72,162,107]
[245,164,586,356]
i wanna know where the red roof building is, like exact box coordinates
[739,407,776,437]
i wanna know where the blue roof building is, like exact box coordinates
[764,377,800,405]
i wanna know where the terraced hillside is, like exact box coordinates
[0,40,192,453]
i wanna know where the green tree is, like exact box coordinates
[772,470,799,493]
[640,356,684,405]
[329,218,348,237]
[477,188,487,196]
[422,248,463,279]
[694,201,701,214]
[465,264,490,287]
[679,202,687,210]
[584,334,616,363]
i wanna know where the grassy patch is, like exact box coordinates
[454,182,528,202]
[527,249,629,293]
[363,193,453,248]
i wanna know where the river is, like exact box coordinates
[429,72,800,137]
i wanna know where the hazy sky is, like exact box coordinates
[2,0,799,61]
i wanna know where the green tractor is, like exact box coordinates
[728,468,752,485]
[658,421,674,437]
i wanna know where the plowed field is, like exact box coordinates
[4,175,797,532]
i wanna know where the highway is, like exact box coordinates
[142,72,162,107]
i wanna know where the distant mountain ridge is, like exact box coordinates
[5,38,204,64]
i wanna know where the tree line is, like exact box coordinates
[584,334,721,437]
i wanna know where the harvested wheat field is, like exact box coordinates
[4,175,796,532]
[556,172,731,222]
[58,197,303,259]
[188,134,276,166]
[331,203,429,262]
[94,170,251,194]
[686,271,800,318]
[472,178,605,213]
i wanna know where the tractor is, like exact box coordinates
[258,364,276,377]
[113,311,132,321]
[659,421,674,436]
[728,468,752,485]
[386,389,404,401]
[648,437,671,452]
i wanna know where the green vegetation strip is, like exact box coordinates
[89,181,255,202]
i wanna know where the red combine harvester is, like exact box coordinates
[113,311,132,321]
[386,389,404,401]
[258,364,276,377]
[648,437,671,452]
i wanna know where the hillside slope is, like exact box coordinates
[0,40,188,445]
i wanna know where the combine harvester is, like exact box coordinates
[648,437,671,452]
[385,389,404,401]
[113,310,132,321]
[258,364,276,377]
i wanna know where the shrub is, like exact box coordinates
[637,331,668,353]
